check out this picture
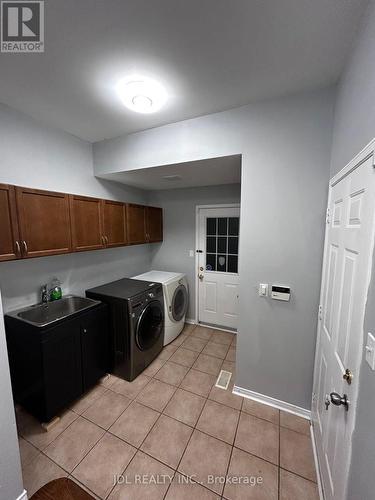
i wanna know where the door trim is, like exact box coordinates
[310,424,325,500]
[233,384,311,419]
[195,203,241,325]
[311,136,375,499]
[16,490,28,500]
[330,137,375,187]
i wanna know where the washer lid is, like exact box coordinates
[133,270,185,284]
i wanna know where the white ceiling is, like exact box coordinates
[0,0,368,142]
[100,155,241,190]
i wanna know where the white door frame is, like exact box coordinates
[195,203,241,328]
[311,138,375,499]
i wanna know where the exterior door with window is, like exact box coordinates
[197,206,240,330]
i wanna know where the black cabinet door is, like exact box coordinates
[81,305,108,391]
[42,321,82,421]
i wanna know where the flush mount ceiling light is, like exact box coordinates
[117,76,167,114]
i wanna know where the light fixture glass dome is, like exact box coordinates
[117,76,167,114]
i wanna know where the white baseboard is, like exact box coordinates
[191,319,237,334]
[310,423,325,500]
[233,385,311,420]
[203,323,237,334]
[185,318,196,325]
[16,490,28,500]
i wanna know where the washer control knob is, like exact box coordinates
[148,292,154,298]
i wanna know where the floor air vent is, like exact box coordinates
[215,370,232,390]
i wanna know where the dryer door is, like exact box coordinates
[136,300,164,351]
[171,284,188,322]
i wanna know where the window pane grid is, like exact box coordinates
[205,216,239,273]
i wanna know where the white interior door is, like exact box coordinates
[197,206,240,330]
[312,152,375,500]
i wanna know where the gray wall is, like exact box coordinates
[0,290,24,500]
[149,184,241,320]
[0,103,152,312]
[330,0,375,178]
[329,2,375,499]
[94,87,335,410]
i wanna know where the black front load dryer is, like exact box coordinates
[86,278,164,381]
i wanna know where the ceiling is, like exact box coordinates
[100,155,241,190]
[0,0,368,142]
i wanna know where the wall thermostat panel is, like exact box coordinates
[271,285,291,301]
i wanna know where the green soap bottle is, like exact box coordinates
[50,277,62,301]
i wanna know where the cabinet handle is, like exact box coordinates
[15,241,21,257]
[22,240,28,255]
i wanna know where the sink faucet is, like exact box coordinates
[41,284,49,304]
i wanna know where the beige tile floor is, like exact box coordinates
[16,324,319,500]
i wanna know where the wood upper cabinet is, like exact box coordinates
[126,203,147,244]
[102,200,127,248]
[0,184,163,262]
[70,195,104,251]
[146,206,163,243]
[16,187,72,258]
[0,184,20,261]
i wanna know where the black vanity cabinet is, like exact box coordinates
[5,303,108,422]
[80,307,109,391]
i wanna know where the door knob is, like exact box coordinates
[329,392,349,411]
[343,368,353,385]
[199,274,204,281]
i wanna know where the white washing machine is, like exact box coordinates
[132,271,189,345]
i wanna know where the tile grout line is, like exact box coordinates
[68,475,102,500]
[99,366,184,500]
[221,391,243,500]
[162,374,218,500]
[153,326,219,498]
[20,325,237,498]
[104,331,215,500]
[22,376,161,496]
[23,373,314,493]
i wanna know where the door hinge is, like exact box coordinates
[326,208,330,225]
[318,304,323,320]
[312,392,317,403]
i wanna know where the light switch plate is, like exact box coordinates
[365,332,375,370]
[258,283,268,297]
[189,250,194,257]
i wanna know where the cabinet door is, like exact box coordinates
[81,306,108,391]
[146,206,163,243]
[102,200,127,248]
[16,187,72,258]
[42,322,82,421]
[70,195,104,251]
[0,184,20,261]
[126,204,147,244]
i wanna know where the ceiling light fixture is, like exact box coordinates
[117,76,167,114]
